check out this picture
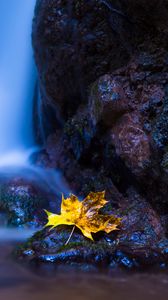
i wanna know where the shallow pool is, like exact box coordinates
[1,242,168,300]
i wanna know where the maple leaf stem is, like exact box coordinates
[65,225,75,245]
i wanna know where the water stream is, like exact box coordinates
[0,0,36,166]
[0,0,68,193]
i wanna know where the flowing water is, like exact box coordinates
[0,1,70,296]
[0,0,36,165]
[0,0,68,190]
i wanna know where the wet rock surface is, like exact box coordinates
[89,75,130,127]
[0,178,48,227]
[15,188,168,270]
[36,47,168,214]
[26,0,168,269]
[33,0,134,123]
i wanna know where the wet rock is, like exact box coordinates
[152,89,168,151]
[0,178,48,227]
[15,226,114,268]
[63,108,95,160]
[32,0,168,262]
[15,189,167,270]
[44,107,95,167]
[124,0,168,35]
[33,46,168,221]
[33,0,168,127]
[33,0,132,123]
[110,112,151,177]
[117,188,164,246]
[89,75,130,127]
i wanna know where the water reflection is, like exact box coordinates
[0,242,168,300]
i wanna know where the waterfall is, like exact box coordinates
[0,0,36,166]
[0,0,69,196]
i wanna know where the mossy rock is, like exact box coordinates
[0,182,48,227]
[64,109,95,160]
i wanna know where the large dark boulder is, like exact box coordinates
[32,0,134,125]
[33,0,168,126]
[31,0,168,268]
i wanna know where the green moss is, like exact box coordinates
[161,152,168,169]
[64,115,89,138]
[63,110,94,160]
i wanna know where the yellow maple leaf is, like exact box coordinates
[45,191,121,241]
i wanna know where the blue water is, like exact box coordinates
[0,0,36,165]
